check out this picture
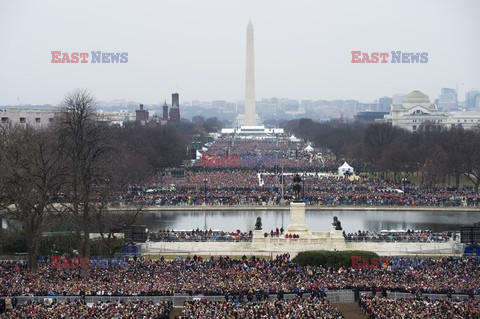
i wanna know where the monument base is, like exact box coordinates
[330,228,344,239]
[252,229,265,242]
[286,202,314,238]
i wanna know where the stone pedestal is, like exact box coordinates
[329,227,346,250]
[252,229,264,241]
[251,229,268,248]
[330,228,344,239]
[286,202,313,238]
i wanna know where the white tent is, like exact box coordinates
[304,145,314,152]
[338,162,354,176]
[289,135,301,142]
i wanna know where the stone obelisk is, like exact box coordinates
[244,20,257,126]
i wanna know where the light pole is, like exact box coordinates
[281,164,284,201]
[203,178,208,230]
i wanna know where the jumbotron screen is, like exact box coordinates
[461,223,480,244]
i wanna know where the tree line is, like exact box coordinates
[0,89,189,272]
[281,118,480,191]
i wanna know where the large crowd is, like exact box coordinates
[360,295,480,319]
[120,172,480,207]
[1,254,480,317]
[1,255,479,298]
[4,134,480,318]
[111,135,480,208]
[196,138,330,169]
[344,229,453,243]
[180,297,344,319]
[148,228,454,243]
[1,299,172,318]
[149,229,253,242]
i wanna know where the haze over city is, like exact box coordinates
[1,0,479,106]
[4,3,480,318]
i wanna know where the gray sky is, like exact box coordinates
[1,0,479,105]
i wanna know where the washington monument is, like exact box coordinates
[243,20,257,126]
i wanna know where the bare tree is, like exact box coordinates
[421,145,448,188]
[441,128,468,189]
[0,126,64,271]
[362,123,409,177]
[379,139,416,183]
[55,89,116,274]
[115,125,186,182]
[90,147,141,257]
[94,206,142,257]
[461,129,480,192]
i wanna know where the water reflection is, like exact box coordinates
[43,210,479,233]
[42,210,480,233]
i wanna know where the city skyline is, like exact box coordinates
[3,89,475,108]
[0,0,479,105]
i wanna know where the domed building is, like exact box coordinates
[380,90,480,131]
[402,90,434,106]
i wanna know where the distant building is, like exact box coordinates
[378,96,392,112]
[355,111,389,123]
[221,125,284,138]
[96,109,133,126]
[169,93,180,124]
[135,104,149,125]
[465,89,480,109]
[0,108,57,128]
[438,88,457,110]
[392,94,406,105]
[2,107,138,128]
[162,101,168,122]
[380,90,480,131]
[212,100,227,109]
[134,93,180,126]
[356,103,377,112]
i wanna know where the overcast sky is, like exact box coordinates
[1,0,479,105]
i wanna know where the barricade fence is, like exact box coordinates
[358,291,479,301]
[9,290,479,307]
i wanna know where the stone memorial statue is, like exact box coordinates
[332,216,342,230]
[255,217,263,230]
